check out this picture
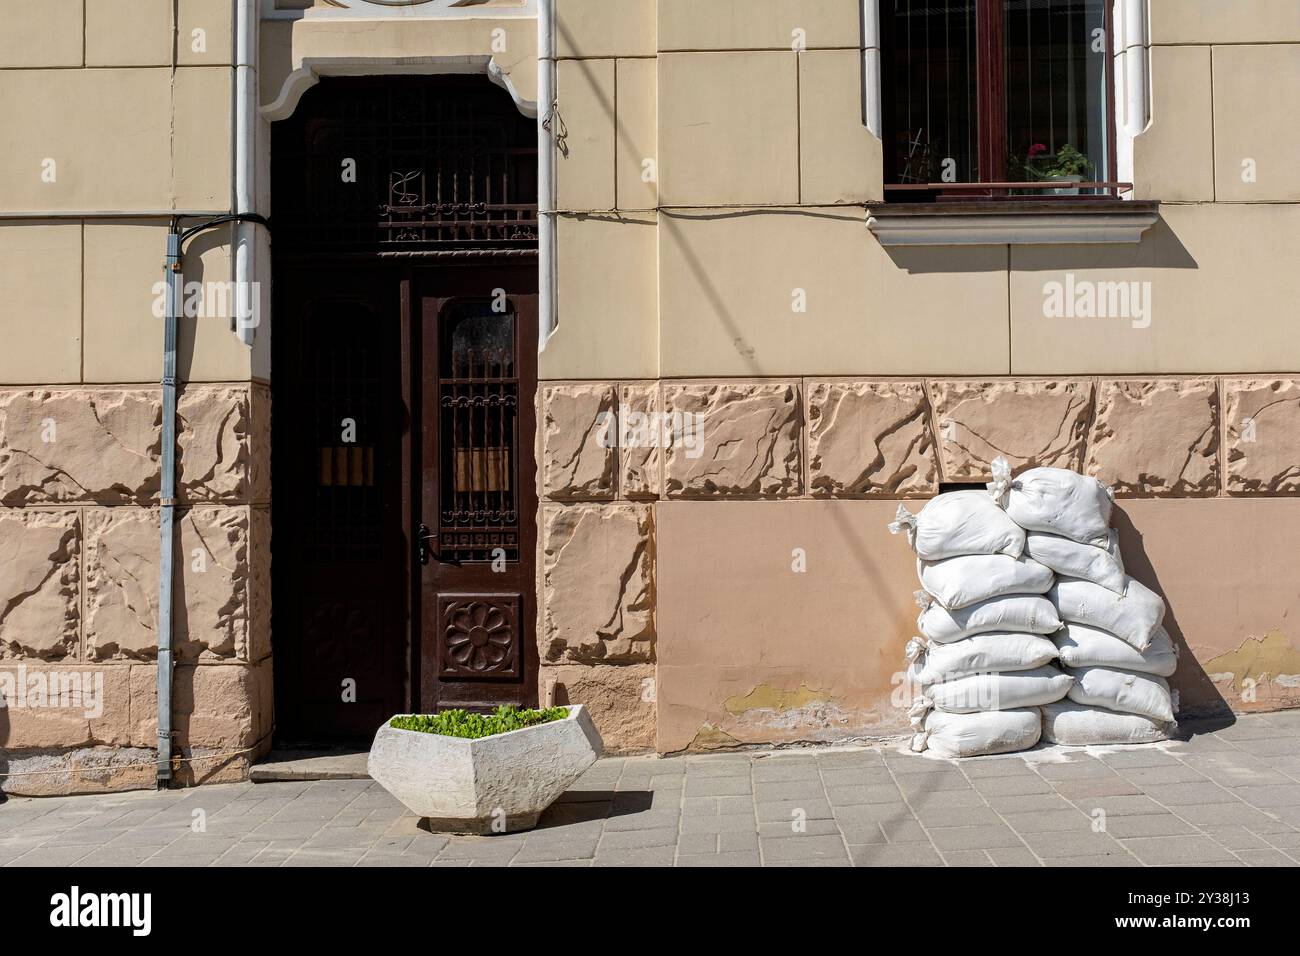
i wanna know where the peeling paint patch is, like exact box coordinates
[724,682,828,715]
[741,700,854,733]
[1203,631,1300,691]
[1202,631,1300,709]
[689,724,741,751]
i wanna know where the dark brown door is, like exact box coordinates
[271,74,540,741]
[272,265,410,744]
[416,265,539,712]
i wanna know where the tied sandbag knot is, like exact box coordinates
[986,454,1013,506]
[888,504,919,547]
[905,636,929,665]
[907,695,934,728]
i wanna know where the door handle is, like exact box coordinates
[417,524,435,566]
[417,524,459,566]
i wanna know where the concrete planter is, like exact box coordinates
[367,705,603,834]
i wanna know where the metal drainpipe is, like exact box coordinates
[537,0,557,352]
[157,213,270,789]
[234,0,258,346]
[158,227,182,788]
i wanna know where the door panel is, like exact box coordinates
[271,267,410,744]
[418,271,538,712]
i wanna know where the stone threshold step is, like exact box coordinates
[250,749,370,782]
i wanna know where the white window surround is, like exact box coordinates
[863,0,1156,246]
[262,0,536,20]
[866,200,1159,246]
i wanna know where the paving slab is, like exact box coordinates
[3,715,1300,866]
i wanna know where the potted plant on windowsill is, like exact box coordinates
[1026,143,1092,195]
[367,704,603,834]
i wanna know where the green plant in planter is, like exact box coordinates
[1028,143,1092,180]
[391,705,569,739]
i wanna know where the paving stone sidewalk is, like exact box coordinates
[4,713,1300,867]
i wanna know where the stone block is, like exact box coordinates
[85,507,250,662]
[542,503,654,663]
[129,661,265,751]
[658,0,861,51]
[540,383,618,500]
[619,382,661,499]
[249,383,271,504]
[1,747,155,798]
[1225,378,1300,495]
[1087,379,1219,496]
[0,509,80,660]
[0,664,131,750]
[658,51,799,206]
[556,0,657,57]
[807,380,937,497]
[929,379,1093,481]
[543,662,656,753]
[663,382,802,498]
[0,386,254,505]
[0,389,160,504]
[178,385,253,502]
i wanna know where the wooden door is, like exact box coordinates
[271,265,411,744]
[416,267,539,712]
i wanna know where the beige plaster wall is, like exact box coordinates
[656,499,915,752]
[537,372,1300,751]
[0,4,243,387]
[6,0,1300,780]
[536,1,1300,382]
[653,495,1300,753]
[656,208,1009,378]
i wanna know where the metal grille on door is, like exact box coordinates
[438,301,519,563]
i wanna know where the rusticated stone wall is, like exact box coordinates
[539,376,1300,753]
[0,384,272,795]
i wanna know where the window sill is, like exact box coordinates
[866,200,1160,247]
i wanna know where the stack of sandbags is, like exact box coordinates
[890,491,1073,758]
[987,456,1179,747]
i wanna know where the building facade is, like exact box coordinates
[2,0,1299,795]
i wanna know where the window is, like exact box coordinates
[881,0,1118,200]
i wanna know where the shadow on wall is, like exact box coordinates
[169,665,251,787]
[174,227,229,383]
[881,213,1198,275]
[659,207,868,377]
[1112,505,1235,738]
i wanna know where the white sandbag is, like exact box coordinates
[911,707,1042,758]
[906,633,1059,685]
[916,591,1062,643]
[1065,666,1177,723]
[1054,623,1178,677]
[918,552,1054,610]
[1040,701,1172,746]
[889,491,1025,560]
[919,665,1074,714]
[1051,575,1166,651]
[1024,529,1126,594]
[988,456,1114,547]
